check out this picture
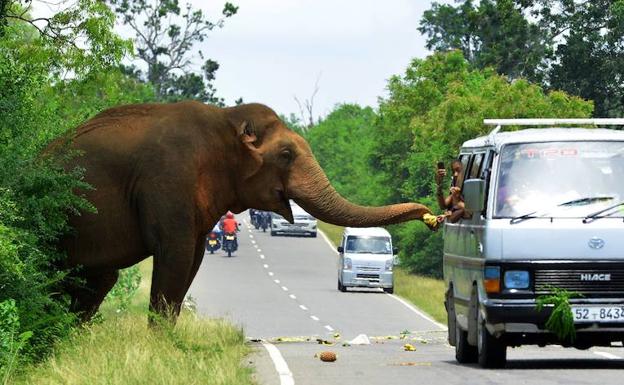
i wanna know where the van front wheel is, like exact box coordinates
[477,309,506,368]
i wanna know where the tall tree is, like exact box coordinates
[419,0,624,117]
[108,0,237,104]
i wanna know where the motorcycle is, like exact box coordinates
[259,211,270,232]
[205,231,221,254]
[222,232,238,257]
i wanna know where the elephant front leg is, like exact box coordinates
[149,241,197,322]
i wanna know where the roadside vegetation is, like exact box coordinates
[15,259,253,385]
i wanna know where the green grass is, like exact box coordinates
[15,258,254,385]
[318,221,447,324]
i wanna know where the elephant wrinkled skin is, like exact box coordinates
[52,101,434,321]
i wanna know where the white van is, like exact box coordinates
[444,119,624,368]
[337,227,398,293]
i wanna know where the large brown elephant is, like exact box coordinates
[53,101,434,321]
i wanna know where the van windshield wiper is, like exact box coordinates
[582,200,624,223]
[557,196,614,207]
[511,196,615,224]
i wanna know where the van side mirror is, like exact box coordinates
[393,247,399,255]
[337,246,344,253]
[463,179,486,214]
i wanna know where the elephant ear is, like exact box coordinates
[235,120,263,180]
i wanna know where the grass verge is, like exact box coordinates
[15,258,254,385]
[318,221,447,324]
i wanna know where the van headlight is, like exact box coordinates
[385,259,393,272]
[504,270,530,289]
[343,257,352,270]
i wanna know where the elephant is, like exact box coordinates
[51,101,435,321]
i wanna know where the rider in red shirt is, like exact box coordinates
[222,211,238,234]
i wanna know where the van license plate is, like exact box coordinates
[571,306,624,323]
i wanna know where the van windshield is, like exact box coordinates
[495,141,624,218]
[346,236,392,254]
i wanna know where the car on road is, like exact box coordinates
[270,203,317,237]
[444,119,624,368]
[337,227,398,294]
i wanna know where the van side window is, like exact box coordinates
[482,152,495,215]
[457,154,471,190]
[469,153,485,179]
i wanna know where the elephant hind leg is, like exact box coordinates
[69,270,119,322]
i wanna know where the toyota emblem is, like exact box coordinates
[588,237,605,250]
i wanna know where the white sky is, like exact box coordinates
[33,0,447,119]
[192,0,439,118]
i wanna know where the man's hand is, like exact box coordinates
[450,186,461,196]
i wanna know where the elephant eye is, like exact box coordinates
[280,149,293,163]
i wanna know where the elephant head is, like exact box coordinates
[225,103,434,229]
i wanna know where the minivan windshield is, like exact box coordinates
[346,236,392,254]
[495,141,624,218]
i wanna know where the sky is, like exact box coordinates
[193,0,439,119]
[32,0,446,119]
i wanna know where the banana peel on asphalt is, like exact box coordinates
[403,343,416,351]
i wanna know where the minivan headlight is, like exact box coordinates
[343,257,352,270]
[504,270,530,289]
[385,259,393,271]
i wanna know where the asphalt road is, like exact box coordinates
[188,217,624,385]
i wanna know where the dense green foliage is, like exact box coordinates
[307,51,592,277]
[419,0,624,117]
[0,2,156,380]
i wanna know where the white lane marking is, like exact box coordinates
[251,240,256,244]
[274,279,281,284]
[250,235,254,238]
[281,286,289,291]
[299,305,308,311]
[289,294,297,300]
[310,315,320,321]
[260,254,265,259]
[268,272,274,276]
[386,293,447,330]
[262,342,295,385]
[318,229,339,255]
[263,264,269,269]
[593,351,621,359]
[324,325,334,332]
[257,249,262,252]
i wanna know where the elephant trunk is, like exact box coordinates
[288,154,433,228]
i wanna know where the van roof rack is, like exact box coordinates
[484,118,624,138]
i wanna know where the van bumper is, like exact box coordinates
[341,270,393,288]
[483,298,624,345]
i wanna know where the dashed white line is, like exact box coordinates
[593,351,621,359]
[251,240,256,244]
[263,264,269,269]
[310,315,320,321]
[289,294,297,300]
[249,235,254,239]
[257,249,262,252]
[281,286,289,291]
[262,342,295,385]
[274,279,281,284]
[268,272,274,276]
[299,305,308,311]
[324,325,334,332]
[260,254,265,259]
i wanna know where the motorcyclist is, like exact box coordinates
[222,211,239,249]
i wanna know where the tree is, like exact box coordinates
[419,0,624,117]
[108,0,238,104]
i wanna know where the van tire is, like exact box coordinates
[455,322,478,363]
[477,308,506,368]
[338,280,347,292]
[383,287,394,294]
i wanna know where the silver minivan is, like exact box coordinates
[337,227,398,293]
[444,119,624,368]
